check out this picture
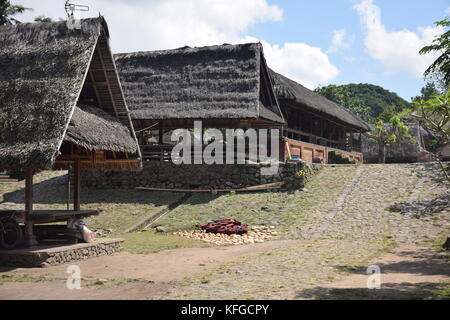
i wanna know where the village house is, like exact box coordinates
[269,70,371,163]
[0,17,140,251]
[114,43,369,165]
[80,43,370,191]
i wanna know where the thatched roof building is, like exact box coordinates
[270,70,370,132]
[0,17,141,171]
[114,43,285,126]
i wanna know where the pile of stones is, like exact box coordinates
[173,226,278,246]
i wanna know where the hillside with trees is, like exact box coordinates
[314,83,411,123]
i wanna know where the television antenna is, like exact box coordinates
[65,0,89,18]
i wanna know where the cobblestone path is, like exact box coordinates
[163,163,450,299]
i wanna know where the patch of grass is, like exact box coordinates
[85,277,149,288]
[0,170,186,234]
[433,282,450,299]
[430,235,449,251]
[118,230,212,254]
[157,167,356,235]
[0,273,55,283]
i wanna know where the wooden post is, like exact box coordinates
[67,165,71,210]
[159,121,164,161]
[24,168,38,247]
[73,159,80,211]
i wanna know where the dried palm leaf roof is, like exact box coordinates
[65,105,138,154]
[114,43,284,124]
[0,17,139,170]
[269,69,371,131]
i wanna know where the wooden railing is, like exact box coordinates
[283,138,363,164]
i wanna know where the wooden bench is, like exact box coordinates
[26,210,99,244]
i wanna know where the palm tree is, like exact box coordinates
[34,15,52,23]
[0,0,32,25]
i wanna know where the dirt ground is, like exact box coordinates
[0,163,448,300]
[0,239,296,300]
[296,245,450,299]
[1,243,448,300]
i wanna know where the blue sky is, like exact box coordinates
[16,0,450,101]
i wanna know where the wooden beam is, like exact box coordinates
[96,45,120,119]
[24,168,38,246]
[73,159,81,211]
[88,68,102,108]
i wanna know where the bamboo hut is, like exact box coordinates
[270,70,371,163]
[114,43,285,161]
[0,17,141,246]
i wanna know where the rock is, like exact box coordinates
[156,226,167,233]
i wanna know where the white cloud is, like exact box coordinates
[248,38,339,89]
[354,0,442,78]
[446,6,450,15]
[18,0,339,88]
[19,0,283,52]
[328,29,351,53]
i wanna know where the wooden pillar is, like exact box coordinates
[73,159,81,211]
[24,168,38,246]
[159,121,164,161]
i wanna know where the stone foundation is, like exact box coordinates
[0,238,123,268]
[81,161,320,191]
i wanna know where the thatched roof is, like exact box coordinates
[269,70,371,132]
[114,43,284,124]
[65,105,138,154]
[0,17,140,170]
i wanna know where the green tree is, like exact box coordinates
[420,17,450,87]
[315,83,410,123]
[412,82,442,102]
[407,91,450,182]
[365,116,413,164]
[34,15,52,23]
[0,0,31,25]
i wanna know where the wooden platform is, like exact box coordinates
[25,209,99,224]
[0,238,124,268]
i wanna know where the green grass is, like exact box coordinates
[0,170,186,234]
[156,166,356,235]
[118,230,212,254]
[434,282,450,299]
[0,273,55,283]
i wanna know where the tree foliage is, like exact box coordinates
[0,0,31,25]
[420,18,450,87]
[34,15,52,23]
[409,90,450,146]
[365,116,414,164]
[315,83,410,123]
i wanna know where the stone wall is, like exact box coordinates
[0,239,123,267]
[81,161,320,191]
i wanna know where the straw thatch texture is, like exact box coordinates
[65,105,139,154]
[0,18,106,170]
[114,43,284,123]
[0,18,140,171]
[269,70,370,131]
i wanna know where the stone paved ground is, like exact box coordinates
[162,163,450,299]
